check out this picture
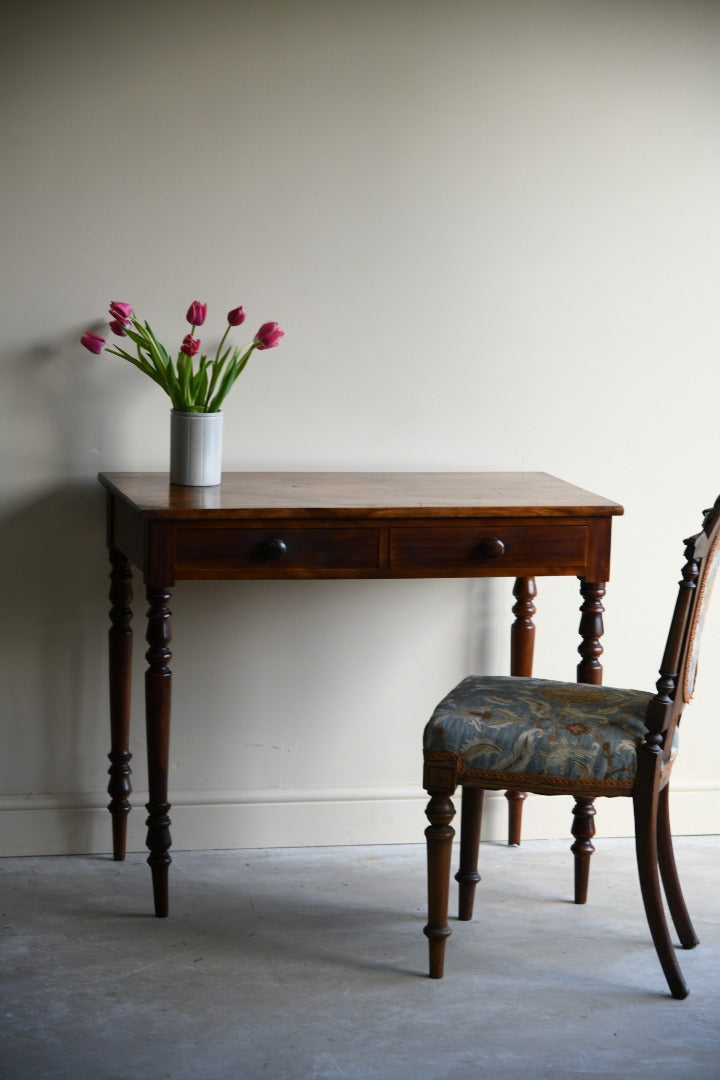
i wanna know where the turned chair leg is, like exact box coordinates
[456,787,484,920]
[505,790,527,847]
[657,784,699,949]
[634,780,689,999]
[571,797,596,904]
[424,790,456,979]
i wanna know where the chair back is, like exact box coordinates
[646,496,720,757]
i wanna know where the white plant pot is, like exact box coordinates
[170,410,223,486]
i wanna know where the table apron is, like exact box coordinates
[109,510,613,583]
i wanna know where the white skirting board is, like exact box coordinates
[0,783,717,857]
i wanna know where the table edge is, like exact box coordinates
[98,471,624,520]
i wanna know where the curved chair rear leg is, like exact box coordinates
[657,784,700,948]
[456,787,484,920]
[424,790,456,978]
[633,777,689,999]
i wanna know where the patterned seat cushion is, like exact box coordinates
[424,676,654,792]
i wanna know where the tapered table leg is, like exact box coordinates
[506,576,537,844]
[107,550,133,860]
[145,585,173,918]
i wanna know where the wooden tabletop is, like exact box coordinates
[98,472,623,521]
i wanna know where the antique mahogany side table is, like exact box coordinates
[98,471,623,916]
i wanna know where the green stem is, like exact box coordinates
[214,323,231,364]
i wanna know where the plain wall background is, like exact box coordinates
[1,0,719,856]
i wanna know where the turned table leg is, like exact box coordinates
[572,578,606,902]
[107,550,133,861]
[577,578,605,686]
[145,585,173,918]
[506,576,537,845]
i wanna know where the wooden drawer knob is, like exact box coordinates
[261,538,288,560]
[478,537,505,560]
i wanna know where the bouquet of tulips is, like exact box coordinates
[82,300,284,413]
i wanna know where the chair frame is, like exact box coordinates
[423,496,720,998]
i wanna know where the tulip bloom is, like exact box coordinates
[254,321,284,350]
[186,301,207,327]
[181,334,200,356]
[81,331,106,354]
[85,295,283,412]
[109,301,133,324]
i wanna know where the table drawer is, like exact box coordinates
[389,523,588,575]
[175,525,381,574]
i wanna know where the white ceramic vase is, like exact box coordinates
[169,410,223,486]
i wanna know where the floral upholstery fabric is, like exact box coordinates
[424,676,655,791]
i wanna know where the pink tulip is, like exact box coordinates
[109,319,127,336]
[181,334,200,356]
[186,301,207,327]
[109,301,133,322]
[227,306,246,327]
[254,321,284,350]
[81,331,106,354]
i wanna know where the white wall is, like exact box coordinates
[1,0,719,856]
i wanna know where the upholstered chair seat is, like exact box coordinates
[425,675,656,796]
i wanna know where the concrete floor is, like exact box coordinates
[1,837,718,1080]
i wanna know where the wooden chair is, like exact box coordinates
[423,496,720,998]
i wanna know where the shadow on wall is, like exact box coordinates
[3,318,157,495]
[0,321,151,826]
[0,482,109,802]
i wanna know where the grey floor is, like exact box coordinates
[1,837,718,1080]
